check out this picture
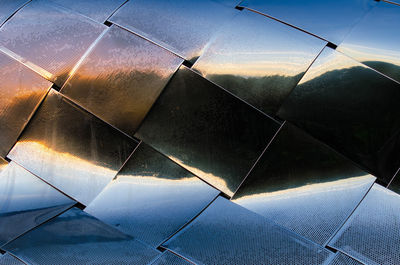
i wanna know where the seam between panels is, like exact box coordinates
[231,121,286,197]
[104,0,130,23]
[0,0,32,28]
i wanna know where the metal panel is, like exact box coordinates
[238,0,377,44]
[0,253,26,265]
[0,159,75,247]
[109,0,238,62]
[61,25,183,136]
[0,51,52,157]
[162,196,333,265]
[329,184,400,265]
[388,170,400,194]
[0,0,28,27]
[232,122,375,245]
[277,47,400,184]
[3,208,160,265]
[150,251,193,265]
[193,9,326,115]
[0,0,106,87]
[7,90,138,205]
[135,66,281,196]
[85,142,220,247]
[48,0,127,23]
[329,252,363,265]
[337,2,400,83]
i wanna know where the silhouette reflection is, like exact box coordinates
[85,142,219,247]
[193,9,326,115]
[0,158,75,247]
[0,51,52,157]
[61,25,183,136]
[278,48,400,183]
[135,66,281,196]
[3,208,160,265]
[232,123,375,245]
[7,90,137,205]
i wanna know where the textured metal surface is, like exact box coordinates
[193,9,326,115]
[329,184,400,265]
[7,90,137,205]
[85,142,219,247]
[232,122,376,245]
[0,253,25,265]
[3,208,160,265]
[163,196,333,265]
[0,0,28,27]
[0,0,106,86]
[109,0,238,62]
[0,158,75,247]
[329,252,363,265]
[61,25,183,136]
[150,251,193,265]
[0,50,52,157]
[337,2,400,83]
[238,0,377,44]
[278,47,400,184]
[47,0,127,23]
[135,66,281,196]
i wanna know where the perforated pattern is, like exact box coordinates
[329,184,400,265]
[329,252,363,265]
[0,253,25,265]
[151,251,193,265]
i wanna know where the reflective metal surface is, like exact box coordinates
[0,51,52,157]
[7,90,137,205]
[61,25,183,136]
[328,184,400,265]
[337,2,400,83]
[0,0,28,27]
[193,9,326,115]
[329,252,363,265]
[232,122,376,245]
[85,142,219,247]
[109,0,238,62]
[3,208,160,265]
[0,158,75,247]
[150,251,193,265]
[48,0,127,23]
[278,47,400,183]
[0,0,106,87]
[135,66,281,196]
[163,196,333,265]
[388,170,400,194]
[238,0,377,44]
[0,253,26,265]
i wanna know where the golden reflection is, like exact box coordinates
[235,175,374,203]
[116,174,203,186]
[338,44,400,65]
[167,155,229,194]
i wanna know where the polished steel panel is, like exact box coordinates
[151,251,193,265]
[0,0,106,87]
[0,159,75,247]
[0,253,26,265]
[238,0,377,44]
[193,9,326,115]
[337,2,400,83]
[329,184,400,265]
[329,252,363,265]
[109,0,238,62]
[162,196,333,265]
[0,0,28,27]
[48,0,127,23]
[85,142,219,247]
[232,123,375,245]
[0,51,52,157]
[3,208,160,265]
[277,48,400,184]
[61,25,183,136]
[7,90,138,205]
[135,66,281,196]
